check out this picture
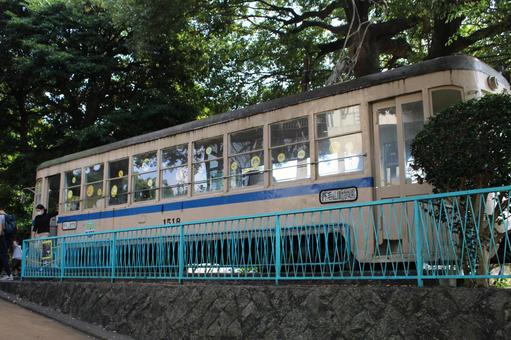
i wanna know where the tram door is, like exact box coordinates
[372,93,431,255]
[46,174,60,236]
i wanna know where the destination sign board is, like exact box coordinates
[62,221,77,230]
[319,187,358,204]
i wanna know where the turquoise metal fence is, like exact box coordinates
[22,186,511,286]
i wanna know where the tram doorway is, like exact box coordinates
[371,93,431,254]
[45,174,60,236]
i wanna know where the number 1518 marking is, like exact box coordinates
[163,217,181,225]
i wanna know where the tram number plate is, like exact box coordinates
[163,217,182,225]
[319,187,358,204]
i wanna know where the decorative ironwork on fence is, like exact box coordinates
[22,186,511,286]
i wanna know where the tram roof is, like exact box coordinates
[38,55,509,170]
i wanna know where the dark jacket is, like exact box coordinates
[32,211,58,234]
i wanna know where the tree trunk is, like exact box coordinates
[476,244,491,287]
[427,16,464,59]
[473,193,491,287]
[352,36,380,77]
[345,0,379,78]
[325,56,350,85]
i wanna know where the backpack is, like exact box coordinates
[1,214,16,237]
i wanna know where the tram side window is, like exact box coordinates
[378,106,399,186]
[229,127,264,189]
[193,136,223,193]
[108,159,129,205]
[315,105,363,176]
[431,88,462,115]
[64,169,81,211]
[133,152,157,201]
[161,144,188,199]
[84,163,104,209]
[402,101,425,184]
[270,117,310,183]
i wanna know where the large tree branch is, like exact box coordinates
[317,39,348,56]
[240,16,286,36]
[290,20,348,35]
[378,37,412,58]
[244,1,349,36]
[445,18,511,55]
[240,13,288,24]
[282,0,345,25]
[249,0,346,26]
[250,0,298,16]
[371,17,420,40]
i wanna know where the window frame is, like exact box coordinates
[107,157,130,207]
[192,135,224,194]
[131,151,159,203]
[63,168,82,212]
[160,144,190,200]
[82,163,105,211]
[428,85,464,116]
[314,105,364,178]
[269,115,312,184]
[228,126,265,190]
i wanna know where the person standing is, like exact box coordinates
[0,206,13,280]
[11,239,22,277]
[32,204,58,238]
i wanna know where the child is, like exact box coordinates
[11,240,22,277]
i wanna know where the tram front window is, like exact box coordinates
[431,88,462,115]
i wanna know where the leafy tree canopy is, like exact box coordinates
[193,0,511,88]
[0,0,218,233]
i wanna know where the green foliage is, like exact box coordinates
[493,278,511,288]
[411,94,511,192]
[0,0,207,233]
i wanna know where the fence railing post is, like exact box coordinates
[275,216,281,285]
[60,238,66,281]
[110,233,117,282]
[178,224,184,284]
[414,200,423,287]
[21,239,27,280]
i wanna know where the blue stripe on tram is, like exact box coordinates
[58,176,374,223]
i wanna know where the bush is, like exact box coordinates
[412,93,511,191]
[412,93,511,286]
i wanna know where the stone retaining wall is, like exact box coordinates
[1,281,510,339]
